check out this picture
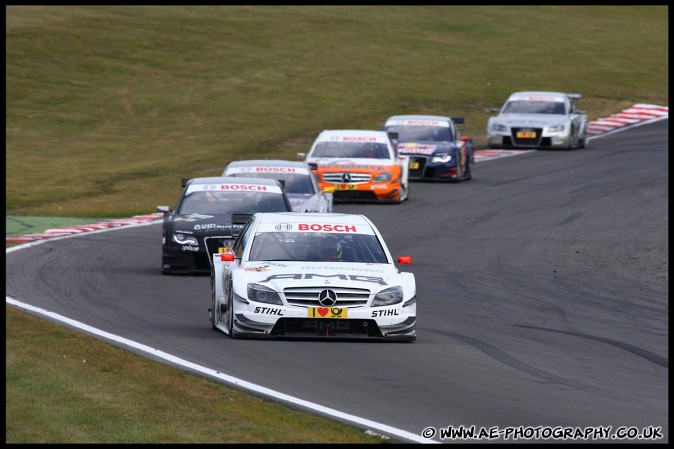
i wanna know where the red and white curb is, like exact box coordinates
[6,104,668,243]
[588,103,668,136]
[6,213,163,243]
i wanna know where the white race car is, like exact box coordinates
[209,212,417,341]
[223,159,334,213]
[487,91,589,150]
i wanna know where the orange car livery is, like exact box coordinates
[301,130,410,204]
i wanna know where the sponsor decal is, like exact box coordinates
[522,96,563,102]
[308,307,347,318]
[275,223,294,231]
[227,166,308,175]
[298,223,357,232]
[186,184,282,194]
[253,306,284,315]
[181,245,199,252]
[245,266,271,272]
[259,273,387,286]
[398,143,437,155]
[371,309,401,317]
[325,135,388,143]
[255,167,299,173]
[193,223,231,230]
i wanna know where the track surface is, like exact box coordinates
[6,120,668,443]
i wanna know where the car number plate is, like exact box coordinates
[335,184,357,191]
[409,161,419,169]
[516,131,537,138]
[308,307,348,319]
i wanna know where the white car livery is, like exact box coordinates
[223,159,333,213]
[210,212,417,341]
[487,91,589,150]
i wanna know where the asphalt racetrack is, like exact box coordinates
[6,120,668,443]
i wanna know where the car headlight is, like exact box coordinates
[431,153,452,163]
[492,123,507,132]
[172,233,198,245]
[548,124,566,133]
[247,283,283,305]
[373,171,392,183]
[372,286,403,306]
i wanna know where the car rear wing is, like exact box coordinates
[566,93,585,113]
[451,117,465,131]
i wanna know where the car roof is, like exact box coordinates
[188,176,282,186]
[226,159,310,169]
[256,212,372,226]
[385,114,451,123]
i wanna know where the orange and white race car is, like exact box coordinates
[299,130,410,203]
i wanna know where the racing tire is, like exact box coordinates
[464,159,473,181]
[210,288,219,330]
[227,291,239,339]
[396,183,409,204]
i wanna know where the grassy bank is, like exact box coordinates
[7,6,668,218]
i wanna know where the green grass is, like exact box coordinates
[5,5,668,444]
[6,6,667,218]
[5,307,391,443]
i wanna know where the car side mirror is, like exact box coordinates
[397,256,412,264]
[220,253,235,262]
[297,152,306,160]
[157,205,172,215]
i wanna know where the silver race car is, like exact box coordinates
[209,212,417,341]
[223,159,334,213]
[487,91,589,150]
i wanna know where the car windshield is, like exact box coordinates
[178,191,288,215]
[227,172,316,195]
[312,142,391,159]
[502,101,566,115]
[248,231,389,263]
[384,125,453,142]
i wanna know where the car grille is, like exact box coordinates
[322,172,371,184]
[284,286,370,308]
[511,127,543,147]
[408,156,427,178]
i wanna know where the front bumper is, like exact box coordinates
[487,128,572,149]
[407,156,459,180]
[230,298,417,341]
[318,181,402,202]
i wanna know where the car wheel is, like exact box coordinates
[396,182,408,203]
[210,288,220,330]
[464,158,473,180]
[227,291,239,338]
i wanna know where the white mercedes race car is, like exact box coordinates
[487,91,589,150]
[209,212,417,341]
[222,159,334,213]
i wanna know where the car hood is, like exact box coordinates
[238,261,400,292]
[308,157,396,169]
[171,213,245,237]
[397,141,456,156]
[495,113,567,127]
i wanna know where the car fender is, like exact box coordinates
[212,253,226,303]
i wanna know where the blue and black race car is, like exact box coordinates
[157,176,292,275]
[381,114,474,182]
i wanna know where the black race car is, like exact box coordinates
[157,176,292,275]
[381,114,475,182]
